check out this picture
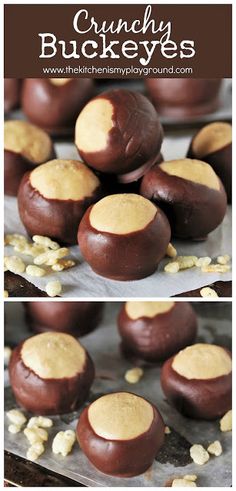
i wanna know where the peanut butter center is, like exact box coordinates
[172,343,231,380]
[89,194,157,234]
[21,332,86,379]
[88,392,154,440]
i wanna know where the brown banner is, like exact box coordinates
[4,4,232,78]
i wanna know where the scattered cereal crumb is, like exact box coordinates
[220,410,232,432]
[32,235,60,250]
[177,256,198,269]
[4,346,12,365]
[183,475,197,482]
[46,280,62,297]
[7,409,27,427]
[27,416,53,429]
[34,248,69,266]
[51,259,76,272]
[125,367,144,384]
[26,265,46,277]
[24,426,48,445]
[172,478,197,487]
[8,424,21,434]
[4,256,26,274]
[217,255,230,265]
[4,290,9,298]
[195,257,211,267]
[200,287,218,298]
[207,440,222,457]
[201,264,230,273]
[52,430,76,457]
[166,243,177,258]
[27,442,45,461]
[5,234,27,247]
[164,261,180,273]
[165,426,171,434]
[190,444,209,465]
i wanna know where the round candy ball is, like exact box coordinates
[145,78,222,118]
[77,392,165,477]
[161,343,232,420]
[140,158,227,239]
[22,78,94,135]
[18,159,103,244]
[75,89,163,178]
[9,332,95,415]
[78,193,171,281]
[24,301,104,337]
[187,121,232,202]
[4,120,55,196]
[118,301,197,362]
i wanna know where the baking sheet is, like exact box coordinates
[4,302,232,487]
[4,134,232,298]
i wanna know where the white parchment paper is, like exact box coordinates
[4,131,232,298]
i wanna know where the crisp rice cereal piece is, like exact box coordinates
[220,410,232,432]
[166,243,177,258]
[195,257,212,267]
[34,248,69,266]
[176,256,198,270]
[183,475,197,482]
[4,346,12,365]
[27,416,53,429]
[7,409,26,427]
[217,255,230,265]
[124,367,144,384]
[190,444,209,465]
[27,442,45,461]
[14,243,49,257]
[207,440,222,456]
[45,248,69,266]
[26,265,46,277]
[33,235,60,250]
[46,280,62,297]
[52,430,76,457]
[4,290,9,298]
[172,478,197,487]
[5,234,28,246]
[201,264,230,273]
[200,287,218,298]
[164,262,180,273]
[24,426,48,444]
[8,424,21,434]
[165,426,171,434]
[51,259,76,272]
[4,256,26,274]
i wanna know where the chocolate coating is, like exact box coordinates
[118,302,197,362]
[188,133,232,203]
[140,163,227,239]
[4,79,22,113]
[77,393,165,477]
[4,146,56,197]
[146,79,222,118]
[161,349,232,420]
[78,204,171,281]
[9,340,94,415]
[17,170,103,245]
[24,301,104,336]
[98,152,163,195]
[75,89,163,176]
[22,78,94,135]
